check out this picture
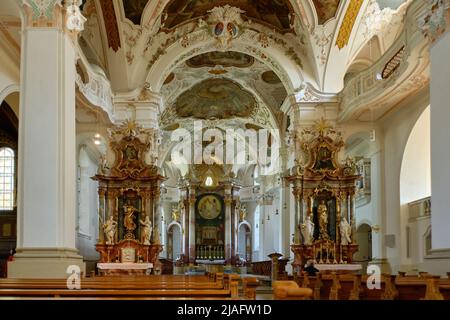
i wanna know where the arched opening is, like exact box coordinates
[237,222,252,264]
[167,223,183,261]
[353,223,372,270]
[0,98,18,278]
[400,106,431,268]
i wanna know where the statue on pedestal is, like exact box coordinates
[300,215,315,245]
[318,200,329,240]
[103,216,117,245]
[171,204,180,222]
[97,154,110,175]
[123,205,137,232]
[139,216,152,245]
[340,217,352,245]
[239,205,247,222]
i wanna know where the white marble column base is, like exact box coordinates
[7,248,86,279]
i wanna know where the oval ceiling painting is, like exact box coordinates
[186,51,254,69]
[174,78,257,119]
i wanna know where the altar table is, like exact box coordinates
[97,263,153,276]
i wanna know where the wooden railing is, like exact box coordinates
[288,271,450,300]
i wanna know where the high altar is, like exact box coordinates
[286,119,361,272]
[173,164,250,268]
[92,121,165,274]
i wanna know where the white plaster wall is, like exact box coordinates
[400,107,431,204]
[430,31,450,251]
[76,148,100,270]
[380,87,429,273]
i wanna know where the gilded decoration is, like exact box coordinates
[312,0,341,25]
[161,0,294,33]
[335,0,363,49]
[106,120,159,179]
[286,119,361,270]
[93,121,165,271]
[174,78,257,119]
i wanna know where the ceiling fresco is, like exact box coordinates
[261,71,282,84]
[312,0,341,25]
[122,0,149,25]
[174,78,257,119]
[161,54,287,112]
[162,0,294,33]
[186,51,255,68]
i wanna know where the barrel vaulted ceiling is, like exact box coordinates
[0,0,416,125]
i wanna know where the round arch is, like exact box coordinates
[400,106,431,204]
[237,220,252,263]
[144,36,312,96]
[398,105,430,267]
[167,221,183,261]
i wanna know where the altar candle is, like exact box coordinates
[320,244,322,260]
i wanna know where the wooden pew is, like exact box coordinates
[242,277,259,300]
[272,281,313,300]
[0,273,252,299]
[395,275,427,300]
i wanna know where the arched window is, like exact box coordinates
[0,147,15,210]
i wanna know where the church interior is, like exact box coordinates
[0,0,449,301]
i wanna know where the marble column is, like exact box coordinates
[181,198,187,257]
[188,188,196,264]
[9,1,86,278]
[335,195,341,245]
[152,186,161,244]
[292,186,301,244]
[224,188,232,264]
[350,193,356,239]
[98,188,106,244]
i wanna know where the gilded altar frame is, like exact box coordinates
[92,121,165,271]
[286,119,360,271]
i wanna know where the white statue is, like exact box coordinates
[103,216,117,245]
[139,216,152,245]
[301,215,315,245]
[340,217,352,245]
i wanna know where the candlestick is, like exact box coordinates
[339,245,344,264]
[319,244,323,264]
[333,244,338,264]
[313,245,316,263]
[326,245,330,264]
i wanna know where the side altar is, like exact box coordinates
[92,121,165,274]
[286,119,361,273]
